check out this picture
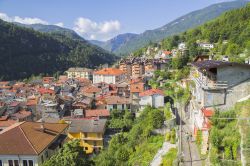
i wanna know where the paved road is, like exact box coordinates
[150,142,176,166]
[180,124,203,166]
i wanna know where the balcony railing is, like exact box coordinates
[82,137,103,141]
[191,71,228,89]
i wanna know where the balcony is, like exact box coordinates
[82,137,103,141]
[191,71,228,90]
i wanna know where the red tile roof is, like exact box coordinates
[201,108,214,117]
[81,85,101,94]
[139,88,164,97]
[94,68,125,76]
[38,88,55,95]
[0,122,68,155]
[163,51,172,55]
[130,83,144,93]
[85,109,110,118]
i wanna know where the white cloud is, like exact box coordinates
[73,17,121,41]
[54,22,64,27]
[0,12,48,25]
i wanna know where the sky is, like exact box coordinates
[0,0,235,41]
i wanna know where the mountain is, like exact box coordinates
[14,23,84,41]
[109,0,249,55]
[0,19,117,80]
[89,33,138,53]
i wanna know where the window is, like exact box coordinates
[8,160,19,166]
[23,160,28,166]
[28,160,33,166]
[45,151,49,158]
[14,160,19,166]
[23,160,33,166]
[8,160,13,166]
[41,155,44,163]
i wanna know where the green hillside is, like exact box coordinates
[114,0,249,55]
[134,2,250,63]
[0,19,117,80]
[160,2,250,62]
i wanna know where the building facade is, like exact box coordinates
[93,68,126,84]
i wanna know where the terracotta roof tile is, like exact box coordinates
[130,83,144,93]
[139,88,164,97]
[94,68,125,76]
[0,122,68,155]
[85,109,110,118]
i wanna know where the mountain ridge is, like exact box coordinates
[0,19,117,80]
[92,0,249,55]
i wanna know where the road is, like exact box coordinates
[180,124,203,166]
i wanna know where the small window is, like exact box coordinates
[45,151,49,158]
[8,160,13,166]
[28,160,34,166]
[14,160,19,166]
[41,155,44,163]
[23,160,28,166]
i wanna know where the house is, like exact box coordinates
[93,68,126,84]
[0,122,68,166]
[178,42,187,50]
[66,67,93,80]
[81,85,101,98]
[105,96,130,111]
[85,109,110,119]
[11,109,32,122]
[42,77,54,87]
[139,88,165,109]
[190,60,250,110]
[68,119,106,154]
[130,82,144,110]
[198,42,214,49]
[116,82,129,97]
[189,60,250,153]
[193,108,214,155]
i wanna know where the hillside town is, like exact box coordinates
[0,38,249,165]
[1,0,250,165]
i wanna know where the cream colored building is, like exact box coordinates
[66,67,93,80]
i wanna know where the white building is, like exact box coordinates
[0,122,68,166]
[66,67,93,80]
[93,68,126,84]
[198,42,214,49]
[139,89,165,110]
[178,42,187,50]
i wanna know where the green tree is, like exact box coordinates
[43,140,91,166]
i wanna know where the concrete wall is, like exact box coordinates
[204,79,250,110]
[153,95,164,108]
[217,66,250,86]
[203,89,225,107]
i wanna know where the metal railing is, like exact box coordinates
[190,71,228,89]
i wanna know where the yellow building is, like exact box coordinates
[67,119,106,154]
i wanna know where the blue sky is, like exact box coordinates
[0,0,234,40]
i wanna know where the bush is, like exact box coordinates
[161,148,177,166]
[165,132,171,141]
